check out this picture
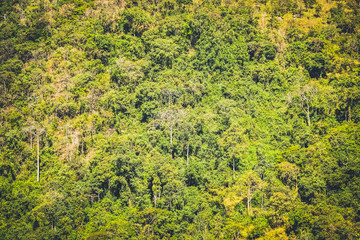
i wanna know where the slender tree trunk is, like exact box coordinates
[170,126,174,159]
[247,186,251,214]
[306,110,311,126]
[186,142,189,166]
[37,133,40,182]
[349,105,351,122]
[233,158,235,174]
[170,124,173,146]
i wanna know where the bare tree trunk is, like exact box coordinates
[186,142,189,166]
[170,126,174,159]
[37,133,40,182]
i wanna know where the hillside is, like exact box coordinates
[1,0,360,239]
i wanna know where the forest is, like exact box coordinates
[0,0,360,239]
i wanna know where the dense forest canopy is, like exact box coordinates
[0,0,360,239]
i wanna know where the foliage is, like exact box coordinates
[1,0,360,239]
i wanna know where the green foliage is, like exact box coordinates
[1,0,360,239]
[120,8,152,37]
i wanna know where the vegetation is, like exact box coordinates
[1,0,360,239]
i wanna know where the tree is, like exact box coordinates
[156,108,186,147]
[24,120,45,182]
[148,38,182,69]
[162,87,180,108]
[181,121,195,166]
[152,175,161,208]
[286,83,318,126]
[110,57,143,91]
[121,8,152,37]
[277,161,300,189]
[240,170,263,214]
[218,122,248,174]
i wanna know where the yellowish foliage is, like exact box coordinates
[257,227,289,240]
[223,188,244,213]
[59,4,75,18]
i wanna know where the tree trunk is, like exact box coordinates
[349,105,351,122]
[37,133,40,182]
[247,185,251,214]
[3,80,7,95]
[186,142,189,166]
[306,110,311,126]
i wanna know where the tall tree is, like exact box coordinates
[240,170,263,214]
[287,83,319,126]
[24,120,45,182]
[157,108,186,147]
